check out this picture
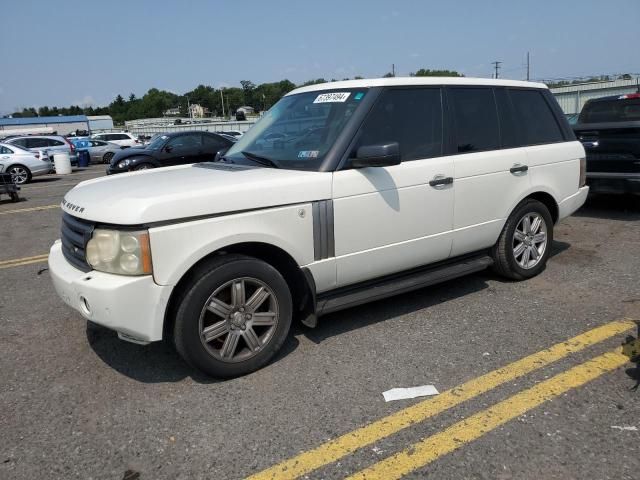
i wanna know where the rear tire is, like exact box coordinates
[491,199,553,280]
[173,254,293,378]
[7,165,31,185]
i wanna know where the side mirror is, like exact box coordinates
[164,145,173,153]
[351,142,400,168]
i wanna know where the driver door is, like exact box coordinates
[332,87,455,287]
[160,133,202,166]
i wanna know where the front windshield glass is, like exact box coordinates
[224,88,368,170]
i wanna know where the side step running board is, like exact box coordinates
[317,254,493,316]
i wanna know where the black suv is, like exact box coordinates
[107,131,234,174]
[573,93,640,194]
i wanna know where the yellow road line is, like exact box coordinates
[0,254,49,269]
[0,204,59,215]
[247,319,636,480]
[347,339,639,480]
[21,182,81,191]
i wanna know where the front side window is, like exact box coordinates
[509,89,563,145]
[224,88,368,170]
[167,134,201,150]
[450,88,500,153]
[354,88,443,162]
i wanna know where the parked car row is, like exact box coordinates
[0,142,52,184]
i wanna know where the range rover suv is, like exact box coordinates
[49,78,588,378]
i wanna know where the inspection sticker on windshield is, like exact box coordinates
[298,150,319,159]
[313,92,351,103]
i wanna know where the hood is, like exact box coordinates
[61,163,333,225]
[111,146,152,163]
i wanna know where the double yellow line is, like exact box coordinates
[249,319,638,480]
[0,253,49,269]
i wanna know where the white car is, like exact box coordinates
[91,132,139,148]
[0,142,52,184]
[49,77,588,378]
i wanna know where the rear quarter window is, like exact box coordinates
[509,89,564,145]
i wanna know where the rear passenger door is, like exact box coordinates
[448,87,530,257]
[332,87,454,288]
[507,89,577,203]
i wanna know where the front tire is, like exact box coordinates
[134,163,153,171]
[491,199,553,280]
[103,152,114,164]
[173,254,293,378]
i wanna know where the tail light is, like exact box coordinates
[64,137,76,153]
[579,157,587,187]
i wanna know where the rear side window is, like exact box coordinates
[449,88,500,153]
[48,139,65,146]
[356,87,443,162]
[203,134,228,149]
[26,137,49,149]
[509,89,563,145]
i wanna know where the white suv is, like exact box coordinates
[91,132,139,148]
[49,78,588,378]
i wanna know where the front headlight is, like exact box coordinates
[117,159,131,168]
[86,229,152,275]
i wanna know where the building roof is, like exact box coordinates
[0,115,88,126]
[288,77,548,96]
[87,115,113,121]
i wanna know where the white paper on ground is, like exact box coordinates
[611,425,638,431]
[382,385,439,402]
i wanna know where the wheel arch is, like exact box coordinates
[163,242,315,341]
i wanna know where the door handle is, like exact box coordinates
[510,164,529,174]
[429,175,454,188]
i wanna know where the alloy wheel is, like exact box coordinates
[512,212,548,269]
[8,166,28,184]
[198,277,279,363]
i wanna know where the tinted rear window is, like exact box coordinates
[579,98,640,123]
[509,89,564,145]
[26,138,49,149]
[450,88,500,153]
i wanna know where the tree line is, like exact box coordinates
[7,69,463,124]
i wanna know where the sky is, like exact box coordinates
[1,0,639,114]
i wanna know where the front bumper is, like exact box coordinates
[558,186,589,220]
[49,241,172,343]
[586,172,640,195]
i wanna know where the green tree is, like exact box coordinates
[411,68,463,77]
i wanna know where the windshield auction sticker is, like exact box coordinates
[313,92,351,103]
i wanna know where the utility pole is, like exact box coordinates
[392,63,395,77]
[187,96,191,119]
[526,52,530,81]
[220,89,225,118]
[492,61,502,79]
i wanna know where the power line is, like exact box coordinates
[491,61,502,79]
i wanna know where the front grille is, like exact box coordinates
[61,213,94,272]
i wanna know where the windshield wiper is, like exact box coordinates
[241,151,280,169]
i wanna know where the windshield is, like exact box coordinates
[147,134,169,149]
[224,88,368,170]
[579,98,640,123]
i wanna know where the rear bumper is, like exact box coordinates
[558,186,589,220]
[48,241,172,343]
[586,172,640,194]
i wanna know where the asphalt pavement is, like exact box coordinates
[1,165,639,479]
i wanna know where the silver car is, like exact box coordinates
[75,139,122,164]
[4,135,78,165]
[0,142,52,184]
